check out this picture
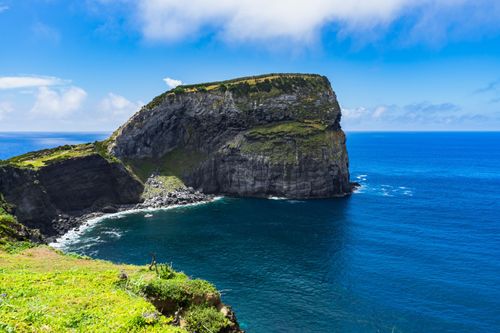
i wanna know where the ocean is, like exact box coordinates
[1,132,499,332]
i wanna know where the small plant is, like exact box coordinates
[185,305,230,333]
[157,263,176,280]
[172,86,186,94]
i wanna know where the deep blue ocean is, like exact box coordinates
[1,132,499,333]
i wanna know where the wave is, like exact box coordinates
[351,174,413,197]
[49,196,224,250]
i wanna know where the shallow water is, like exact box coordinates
[3,132,500,332]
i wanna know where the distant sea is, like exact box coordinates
[1,132,499,333]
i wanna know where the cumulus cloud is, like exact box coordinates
[99,92,143,117]
[0,76,66,90]
[0,101,13,120]
[31,86,87,118]
[163,77,183,89]
[95,0,499,46]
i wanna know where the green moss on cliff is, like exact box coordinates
[142,73,330,110]
[125,148,207,183]
[239,121,343,164]
[0,197,35,253]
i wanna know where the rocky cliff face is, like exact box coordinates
[110,74,351,197]
[0,153,142,237]
[0,73,353,239]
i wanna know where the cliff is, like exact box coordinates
[0,73,352,239]
[0,143,143,237]
[110,73,351,198]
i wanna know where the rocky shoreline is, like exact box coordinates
[46,186,215,243]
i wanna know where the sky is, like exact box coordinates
[0,0,499,132]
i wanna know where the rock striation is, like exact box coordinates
[110,73,352,198]
[0,73,353,239]
[0,153,142,237]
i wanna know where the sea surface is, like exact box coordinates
[2,132,499,333]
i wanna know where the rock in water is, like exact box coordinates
[109,73,351,198]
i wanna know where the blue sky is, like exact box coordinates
[0,0,499,131]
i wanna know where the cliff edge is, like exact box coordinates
[109,73,351,198]
[0,73,352,239]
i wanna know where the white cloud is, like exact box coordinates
[0,5,8,13]
[31,86,87,118]
[0,101,13,120]
[163,77,182,89]
[341,101,477,130]
[122,0,500,45]
[372,106,387,119]
[0,76,66,90]
[99,92,143,116]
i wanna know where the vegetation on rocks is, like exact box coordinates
[0,195,237,332]
[0,195,36,253]
[125,148,207,183]
[239,121,342,164]
[0,244,237,333]
[142,73,330,110]
[0,141,119,170]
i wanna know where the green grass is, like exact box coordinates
[125,148,207,183]
[0,205,232,332]
[141,175,186,200]
[245,121,327,138]
[184,306,230,333]
[0,247,186,332]
[240,121,343,164]
[142,73,330,110]
[126,269,218,310]
[0,200,36,253]
[0,245,232,332]
[0,141,119,170]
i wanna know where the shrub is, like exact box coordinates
[157,263,176,280]
[185,306,229,333]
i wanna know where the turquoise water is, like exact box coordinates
[2,132,500,332]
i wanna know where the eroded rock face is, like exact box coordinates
[110,74,351,198]
[0,154,143,236]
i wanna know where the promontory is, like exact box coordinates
[0,73,352,239]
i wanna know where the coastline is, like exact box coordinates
[48,193,223,249]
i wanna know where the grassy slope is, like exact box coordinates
[0,247,182,333]
[0,204,230,333]
[0,141,118,170]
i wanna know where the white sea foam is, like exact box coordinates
[49,196,224,250]
[101,229,123,239]
[268,196,287,200]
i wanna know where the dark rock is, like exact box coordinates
[101,205,118,213]
[0,154,143,237]
[110,74,351,199]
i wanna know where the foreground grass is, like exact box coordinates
[0,247,185,333]
[0,201,233,333]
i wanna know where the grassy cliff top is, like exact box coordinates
[0,141,117,170]
[0,243,232,332]
[144,73,331,110]
[178,73,328,91]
